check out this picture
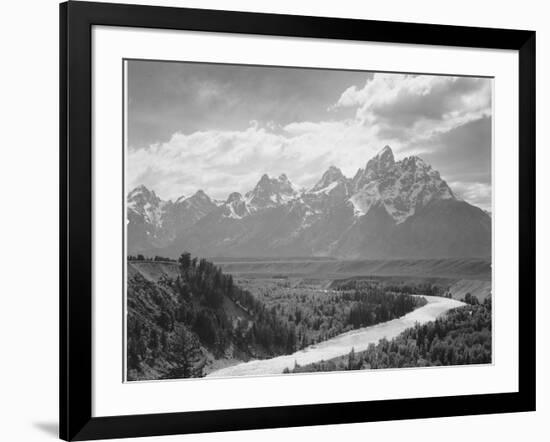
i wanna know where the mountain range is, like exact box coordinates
[127,145,491,259]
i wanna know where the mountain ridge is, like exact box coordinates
[127,146,491,259]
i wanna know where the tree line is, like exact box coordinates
[288,295,491,374]
[128,254,176,262]
[332,279,453,298]
[247,278,427,348]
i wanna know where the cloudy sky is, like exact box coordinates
[126,60,492,210]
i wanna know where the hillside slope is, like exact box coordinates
[126,258,296,380]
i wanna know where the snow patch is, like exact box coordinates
[348,183,380,217]
[310,181,339,195]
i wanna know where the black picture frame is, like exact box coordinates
[60,1,536,440]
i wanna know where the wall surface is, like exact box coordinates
[0,0,547,441]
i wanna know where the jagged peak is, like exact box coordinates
[191,189,212,201]
[367,145,395,170]
[379,144,393,156]
[252,173,296,192]
[129,184,151,196]
[323,165,344,177]
[244,172,298,209]
[127,184,160,203]
[400,155,429,168]
[132,184,149,192]
[311,165,346,192]
[226,192,243,203]
[173,189,215,207]
[350,147,457,223]
[253,173,274,189]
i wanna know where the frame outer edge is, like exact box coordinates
[72,0,532,49]
[518,32,536,411]
[60,2,536,440]
[62,1,95,440]
[59,2,68,440]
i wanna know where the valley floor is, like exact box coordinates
[207,295,464,377]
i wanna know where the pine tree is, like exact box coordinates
[169,328,199,379]
[178,252,191,273]
[348,347,356,370]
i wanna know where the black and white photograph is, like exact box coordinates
[125,60,493,381]
[0,0,542,440]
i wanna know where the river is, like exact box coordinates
[207,295,464,377]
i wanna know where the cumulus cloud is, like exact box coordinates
[127,65,492,209]
[335,73,491,148]
[128,121,382,201]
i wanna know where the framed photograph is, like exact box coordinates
[60,1,536,440]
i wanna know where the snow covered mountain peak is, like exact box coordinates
[310,166,347,193]
[374,144,395,165]
[349,146,455,223]
[245,173,299,210]
[352,145,396,189]
[128,184,160,206]
[226,191,243,204]
[400,155,430,171]
[127,184,163,211]
[127,184,169,232]
[175,190,217,216]
[190,189,211,202]
[222,192,250,219]
[366,144,395,173]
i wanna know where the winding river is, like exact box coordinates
[207,295,464,377]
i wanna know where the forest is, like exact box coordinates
[240,277,427,347]
[127,252,426,380]
[331,278,453,297]
[128,254,176,262]
[127,253,297,380]
[288,295,491,374]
